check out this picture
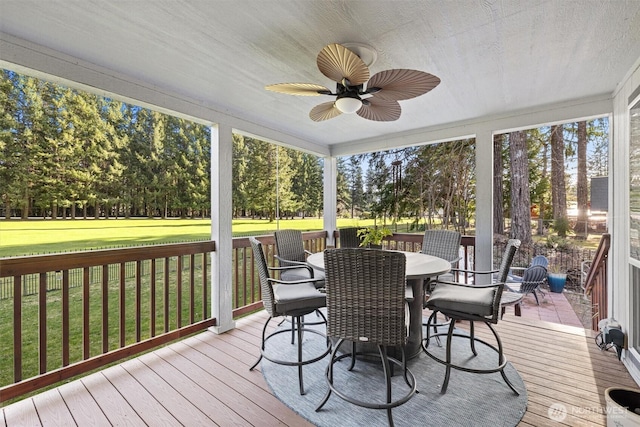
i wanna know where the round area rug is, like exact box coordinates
[261,315,527,427]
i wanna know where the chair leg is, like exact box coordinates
[250,316,272,371]
[316,338,343,412]
[378,344,395,427]
[441,319,456,394]
[533,291,540,305]
[469,321,477,356]
[295,315,305,395]
[348,341,357,371]
[487,322,520,396]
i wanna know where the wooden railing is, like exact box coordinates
[0,241,216,402]
[584,233,611,330]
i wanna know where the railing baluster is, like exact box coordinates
[150,258,156,337]
[119,262,126,348]
[39,272,47,374]
[83,267,90,359]
[62,270,70,367]
[135,260,141,343]
[13,276,22,382]
[202,253,208,319]
[189,254,195,324]
[177,256,182,328]
[164,257,170,333]
[102,265,109,354]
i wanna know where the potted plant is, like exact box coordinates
[547,264,567,293]
[357,226,392,249]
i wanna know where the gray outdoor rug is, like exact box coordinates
[261,315,527,427]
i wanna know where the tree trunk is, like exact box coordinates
[509,131,532,244]
[538,141,549,235]
[574,121,588,238]
[493,134,505,235]
[550,124,567,220]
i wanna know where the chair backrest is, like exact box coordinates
[495,239,521,284]
[421,229,462,264]
[274,229,306,266]
[520,265,548,292]
[324,248,407,347]
[339,227,362,248]
[530,255,549,268]
[249,237,276,317]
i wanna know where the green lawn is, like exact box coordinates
[0,217,405,257]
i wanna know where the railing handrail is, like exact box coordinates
[0,241,216,277]
[584,233,610,330]
[584,233,610,296]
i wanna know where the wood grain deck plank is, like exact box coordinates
[80,370,146,426]
[2,310,637,427]
[173,339,311,426]
[152,345,291,426]
[119,357,215,425]
[57,380,110,427]
[31,389,76,427]
[100,364,180,426]
[3,396,41,426]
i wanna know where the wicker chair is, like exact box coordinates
[505,264,548,305]
[248,237,330,395]
[338,227,362,248]
[423,280,520,395]
[315,248,417,426]
[421,230,462,300]
[422,239,522,394]
[274,229,325,286]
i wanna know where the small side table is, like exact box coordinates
[500,291,524,319]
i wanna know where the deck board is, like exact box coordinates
[1,310,636,427]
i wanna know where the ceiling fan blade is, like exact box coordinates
[367,69,440,101]
[357,98,401,122]
[265,83,331,96]
[310,102,342,122]
[317,43,370,86]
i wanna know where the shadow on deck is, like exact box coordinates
[1,308,635,427]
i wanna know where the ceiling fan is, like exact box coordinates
[265,43,440,122]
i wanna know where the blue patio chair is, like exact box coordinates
[505,264,548,305]
[507,255,549,282]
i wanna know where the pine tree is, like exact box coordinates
[508,131,532,244]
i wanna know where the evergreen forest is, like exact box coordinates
[0,69,609,242]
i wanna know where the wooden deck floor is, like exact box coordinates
[1,310,636,426]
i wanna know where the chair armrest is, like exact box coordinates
[450,267,499,276]
[274,255,312,268]
[267,264,311,273]
[268,276,319,286]
[435,280,503,290]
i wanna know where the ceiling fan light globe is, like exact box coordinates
[335,97,363,114]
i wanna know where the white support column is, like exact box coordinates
[475,130,494,283]
[323,156,337,247]
[209,123,236,334]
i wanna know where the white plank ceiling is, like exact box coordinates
[1,0,640,152]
